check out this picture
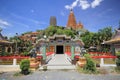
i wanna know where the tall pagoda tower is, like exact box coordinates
[50,16,57,26]
[67,9,77,30]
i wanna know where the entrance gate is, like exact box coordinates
[56,45,64,54]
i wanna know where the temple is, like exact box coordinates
[104,22,120,55]
[66,9,84,30]
[0,29,13,55]
[35,34,84,64]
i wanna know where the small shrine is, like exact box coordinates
[0,29,13,56]
[104,23,120,55]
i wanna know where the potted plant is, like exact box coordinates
[20,59,30,75]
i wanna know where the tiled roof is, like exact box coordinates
[104,29,120,44]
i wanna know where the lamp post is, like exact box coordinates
[15,33,18,54]
[44,35,47,40]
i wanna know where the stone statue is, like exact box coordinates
[30,49,36,58]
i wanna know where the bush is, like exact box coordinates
[116,51,120,69]
[83,54,96,73]
[21,51,29,56]
[20,59,30,75]
[116,57,120,67]
[0,52,10,56]
[43,65,47,71]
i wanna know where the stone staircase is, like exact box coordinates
[39,54,75,70]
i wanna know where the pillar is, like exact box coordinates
[111,44,115,56]
[5,47,8,52]
[71,45,75,60]
[43,45,46,60]
[10,47,13,53]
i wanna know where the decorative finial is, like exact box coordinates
[118,21,120,30]
[0,27,2,33]
[70,8,73,13]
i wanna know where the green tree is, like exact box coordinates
[20,59,30,75]
[45,26,57,36]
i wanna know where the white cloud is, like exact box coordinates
[79,0,90,10]
[91,0,103,8]
[0,19,11,28]
[60,11,65,16]
[71,0,79,8]
[31,9,35,13]
[65,0,103,10]
[65,5,71,10]
[65,0,79,10]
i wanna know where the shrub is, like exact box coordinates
[43,65,47,71]
[83,54,96,73]
[116,51,120,69]
[21,51,29,56]
[0,52,10,56]
[116,57,120,68]
[20,59,30,75]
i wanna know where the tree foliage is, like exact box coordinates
[81,27,113,49]
[43,26,76,38]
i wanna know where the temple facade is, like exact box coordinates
[35,34,84,63]
[104,25,120,55]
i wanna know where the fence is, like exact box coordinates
[0,56,42,66]
[89,52,117,67]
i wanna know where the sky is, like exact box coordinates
[0,0,120,37]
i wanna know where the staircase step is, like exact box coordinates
[39,65,76,70]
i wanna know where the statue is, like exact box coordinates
[30,49,36,58]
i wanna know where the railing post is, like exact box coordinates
[13,58,17,66]
[100,58,104,65]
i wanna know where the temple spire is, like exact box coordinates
[66,9,77,30]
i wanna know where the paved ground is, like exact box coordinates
[40,54,75,69]
[0,70,120,80]
[0,65,20,72]
[47,54,71,65]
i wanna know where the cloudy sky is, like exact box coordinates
[0,0,120,37]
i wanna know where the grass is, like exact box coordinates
[13,71,33,77]
[13,72,23,77]
[76,66,99,74]
[114,67,120,74]
[60,69,70,72]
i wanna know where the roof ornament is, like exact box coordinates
[70,8,73,13]
[0,27,2,33]
[118,21,120,30]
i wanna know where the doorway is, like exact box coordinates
[56,45,64,54]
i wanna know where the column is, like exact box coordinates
[5,47,8,52]
[111,44,115,56]
[10,47,13,53]
[71,45,75,60]
[43,45,46,60]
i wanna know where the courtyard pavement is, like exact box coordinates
[0,70,120,80]
[43,54,75,69]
